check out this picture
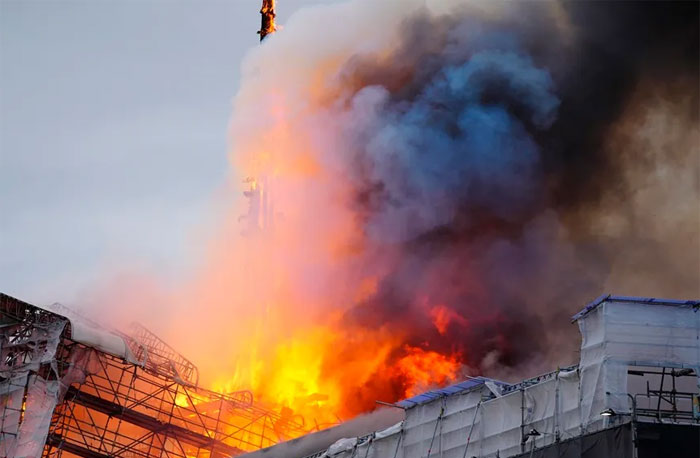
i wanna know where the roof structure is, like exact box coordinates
[396,376,506,408]
[0,292,307,458]
[571,294,700,321]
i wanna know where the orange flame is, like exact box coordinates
[150,9,473,438]
[429,304,469,336]
[259,0,277,41]
[396,346,461,397]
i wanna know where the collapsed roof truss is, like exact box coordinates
[0,293,307,458]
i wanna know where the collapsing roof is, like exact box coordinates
[0,293,306,458]
[242,295,700,458]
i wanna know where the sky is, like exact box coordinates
[0,0,338,305]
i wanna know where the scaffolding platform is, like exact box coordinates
[0,293,307,458]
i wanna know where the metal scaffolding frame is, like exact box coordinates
[0,293,307,458]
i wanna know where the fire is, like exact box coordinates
[430,305,451,335]
[203,315,464,429]
[253,329,341,425]
[396,347,461,398]
[85,0,700,451]
[259,0,276,41]
[173,390,211,409]
[154,0,521,441]
[429,304,469,336]
[175,393,190,408]
[173,34,477,432]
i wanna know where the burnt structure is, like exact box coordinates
[258,0,276,41]
[0,293,306,458]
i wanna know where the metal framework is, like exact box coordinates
[0,293,307,458]
[628,366,699,423]
[502,364,699,423]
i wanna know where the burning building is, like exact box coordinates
[167,0,699,429]
[0,293,308,458]
[240,295,700,458]
[1,0,698,457]
[2,293,697,458]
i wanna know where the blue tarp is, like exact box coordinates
[396,376,507,408]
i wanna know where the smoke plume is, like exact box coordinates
[85,0,698,424]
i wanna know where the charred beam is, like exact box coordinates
[258,0,276,41]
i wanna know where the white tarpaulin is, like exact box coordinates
[578,298,700,433]
[0,373,27,457]
[68,317,140,364]
[0,319,66,458]
[12,376,60,458]
[1,311,105,458]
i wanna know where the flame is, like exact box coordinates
[429,304,469,336]
[156,0,480,440]
[203,313,464,428]
[89,0,700,450]
[210,324,403,426]
[430,305,451,335]
[251,328,341,424]
[175,393,190,408]
[259,0,277,41]
[171,56,474,432]
[174,390,211,410]
[396,346,461,397]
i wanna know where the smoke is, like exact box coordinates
[82,0,698,423]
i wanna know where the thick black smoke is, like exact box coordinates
[329,0,699,392]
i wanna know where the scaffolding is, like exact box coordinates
[0,293,307,458]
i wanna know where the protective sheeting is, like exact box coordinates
[299,296,700,458]
[325,438,358,456]
[0,373,27,457]
[471,370,581,457]
[398,377,501,408]
[243,408,405,458]
[557,369,582,440]
[68,317,140,365]
[577,297,700,433]
[309,369,582,457]
[320,422,406,458]
[322,425,404,458]
[12,376,60,458]
[46,301,140,365]
[0,304,107,458]
[0,319,66,458]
